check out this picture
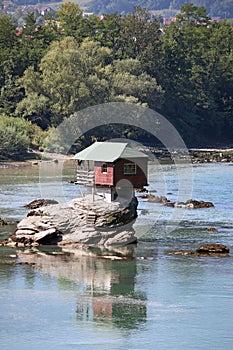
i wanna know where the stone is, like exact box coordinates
[168,250,194,256]
[205,227,218,232]
[164,199,214,209]
[174,202,187,208]
[168,243,230,257]
[24,199,59,209]
[4,195,138,247]
[185,199,214,209]
[0,218,7,226]
[196,243,229,256]
[164,202,175,207]
[135,188,148,193]
[34,228,61,243]
[15,229,37,236]
[147,195,168,203]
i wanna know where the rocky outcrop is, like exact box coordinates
[190,150,233,164]
[137,194,214,209]
[164,199,214,209]
[137,193,169,203]
[2,195,138,248]
[24,199,59,209]
[149,148,233,164]
[196,243,229,256]
[169,243,230,257]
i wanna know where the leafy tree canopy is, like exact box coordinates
[16,37,164,127]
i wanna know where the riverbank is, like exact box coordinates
[149,148,233,164]
[0,151,73,168]
[1,148,233,168]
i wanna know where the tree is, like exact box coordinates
[0,114,44,158]
[16,37,164,127]
[56,2,83,37]
[95,12,123,59]
[119,6,161,60]
[176,3,211,25]
[0,12,61,116]
[160,7,233,144]
[0,14,23,115]
[111,58,164,109]
[16,38,113,126]
[0,14,18,88]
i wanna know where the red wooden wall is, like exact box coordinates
[114,158,148,188]
[94,159,148,188]
[94,163,114,186]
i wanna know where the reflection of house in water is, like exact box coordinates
[17,247,147,330]
[77,292,147,330]
[75,250,147,330]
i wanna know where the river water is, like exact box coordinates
[0,161,233,350]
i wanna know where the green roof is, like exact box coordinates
[73,142,148,162]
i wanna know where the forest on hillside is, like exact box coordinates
[0,3,232,158]
[1,0,233,18]
[86,0,233,18]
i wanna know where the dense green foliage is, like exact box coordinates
[0,2,232,158]
[0,115,44,158]
[158,4,233,144]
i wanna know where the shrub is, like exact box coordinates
[0,115,45,158]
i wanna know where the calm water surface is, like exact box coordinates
[0,161,233,350]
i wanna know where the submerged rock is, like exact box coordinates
[4,195,138,247]
[196,243,229,256]
[168,243,230,257]
[147,195,168,203]
[204,227,218,232]
[137,193,168,203]
[0,218,7,226]
[164,199,214,209]
[185,199,214,209]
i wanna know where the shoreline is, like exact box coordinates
[1,148,233,168]
[0,151,74,168]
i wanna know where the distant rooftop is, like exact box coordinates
[73,142,148,162]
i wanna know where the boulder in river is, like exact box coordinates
[0,218,7,226]
[5,195,138,247]
[164,199,214,209]
[168,243,230,257]
[137,193,168,203]
[196,243,229,256]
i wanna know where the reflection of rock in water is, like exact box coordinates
[17,246,147,330]
[17,247,127,292]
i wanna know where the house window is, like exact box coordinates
[101,163,108,173]
[124,163,136,175]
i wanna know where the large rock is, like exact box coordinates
[164,199,214,209]
[5,195,138,247]
[196,243,229,256]
[168,243,230,257]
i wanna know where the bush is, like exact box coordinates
[0,115,45,158]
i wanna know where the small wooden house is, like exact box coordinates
[73,142,148,202]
